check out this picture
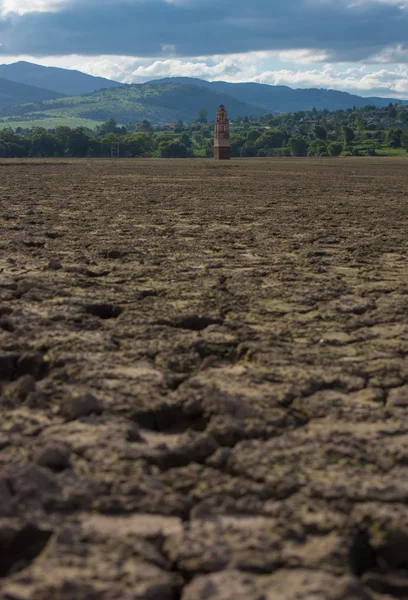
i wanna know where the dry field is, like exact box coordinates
[1,157,408,599]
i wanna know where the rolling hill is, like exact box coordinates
[0,81,266,127]
[0,62,406,129]
[0,61,120,96]
[0,77,65,107]
[155,77,408,113]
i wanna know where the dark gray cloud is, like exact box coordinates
[1,0,408,60]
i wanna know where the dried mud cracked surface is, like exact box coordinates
[1,157,408,599]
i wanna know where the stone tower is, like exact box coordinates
[214,105,230,160]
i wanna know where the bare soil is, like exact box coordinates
[1,157,408,599]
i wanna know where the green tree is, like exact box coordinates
[355,115,364,138]
[247,128,261,143]
[401,130,408,151]
[30,132,60,157]
[54,126,72,151]
[342,126,355,144]
[313,125,327,140]
[256,128,288,150]
[240,141,257,157]
[288,136,308,157]
[68,128,91,157]
[180,133,192,148]
[195,109,208,124]
[137,120,153,133]
[96,118,121,136]
[122,133,155,157]
[387,128,402,148]
[158,140,187,158]
[307,139,327,156]
[328,142,343,156]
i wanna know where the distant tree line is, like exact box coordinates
[1,103,408,158]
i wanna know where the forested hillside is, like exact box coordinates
[0,81,266,127]
[155,77,408,113]
[0,78,65,107]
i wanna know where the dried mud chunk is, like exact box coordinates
[181,570,368,600]
[165,518,282,577]
[14,375,36,400]
[182,570,263,600]
[12,464,60,501]
[206,415,270,447]
[60,393,103,420]
[34,443,71,471]
[387,385,408,407]
[84,303,123,319]
[145,432,219,470]
[47,259,63,270]
[263,569,371,600]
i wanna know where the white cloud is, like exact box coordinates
[0,0,66,16]
[253,65,408,97]
[66,52,408,98]
[279,49,332,64]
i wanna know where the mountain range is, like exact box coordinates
[156,77,408,113]
[0,61,119,96]
[0,61,405,128]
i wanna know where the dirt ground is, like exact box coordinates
[1,157,408,599]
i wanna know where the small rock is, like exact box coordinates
[60,393,103,420]
[47,260,63,270]
[14,375,36,400]
[34,443,71,471]
[0,316,14,332]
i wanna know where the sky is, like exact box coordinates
[1,0,408,98]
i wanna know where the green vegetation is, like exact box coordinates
[0,117,103,130]
[0,104,407,159]
[230,103,408,158]
[0,77,64,108]
[0,82,265,128]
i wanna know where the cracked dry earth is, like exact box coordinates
[1,157,408,600]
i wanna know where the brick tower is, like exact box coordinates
[214,105,230,160]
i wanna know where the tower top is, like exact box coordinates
[214,105,230,160]
[217,105,228,117]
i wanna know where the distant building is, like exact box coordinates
[214,105,231,160]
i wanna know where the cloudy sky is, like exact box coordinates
[1,0,408,97]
